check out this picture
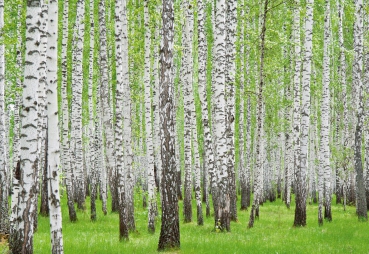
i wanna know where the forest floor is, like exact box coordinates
[1,191,369,254]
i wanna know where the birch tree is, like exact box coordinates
[318,0,331,225]
[197,0,212,217]
[46,1,64,252]
[10,1,41,252]
[225,0,237,223]
[291,0,302,224]
[99,0,115,213]
[182,0,195,224]
[212,0,231,231]
[353,0,367,221]
[71,0,86,210]
[158,0,180,249]
[144,0,156,233]
[60,0,76,222]
[248,0,268,229]
[0,0,8,235]
[294,0,314,227]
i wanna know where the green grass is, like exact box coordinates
[2,192,369,254]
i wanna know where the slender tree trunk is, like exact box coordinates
[226,0,237,222]
[364,11,369,211]
[99,0,115,214]
[248,0,268,229]
[10,2,41,252]
[197,0,211,218]
[0,0,9,235]
[72,0,86,211]
[318,0,331,225]
[213,0,230,232]
[294,0,314,227]
[60,0,76,222]
[353,0,367,221]
[143,0,157,233]
[46,1,64,251]
[88,0,97,221]
[158,0,180,249]
[122,0,135,232]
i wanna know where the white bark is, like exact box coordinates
[46,1,64,252]
[0,0,8,234]
[10,2,41,252]
[98,0,111,215]
[60,0,76,222]
[197,0,211,217]
[319,0,331,225]
[71,0,85,210]
[213,0,230,231]
[144,0,156,233]
[122,0,135,231]
[292,0,302,222]
[115,0,128,239]
[295,0,314,226]
[226,0,237,222]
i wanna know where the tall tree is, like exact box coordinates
[71,0,86,210]
[60,0,77,222]
[99,0,116,214]
[0,0,9,235]
[291,0,302,224]
[9,0,41,252]
[197,0,212,217]
[213,0,231,232]
[225,0,237,223]
[158,0,180,250]
[144,0,157,233]
[248,0,268,229]
[46,1,64,252]
[318,0,331,225]
[294,0,314,227]
[353,0,367,221]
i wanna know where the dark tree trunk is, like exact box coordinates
[176,169,182,200]
[158,0,180,250]
[111,170,119,213]
[354,117,367,220]
[40,126,49,217]
[240,180,248,210]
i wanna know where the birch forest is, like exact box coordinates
[0,0,369,253]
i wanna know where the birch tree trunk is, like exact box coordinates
[197,0,211,217]
[60,0,76,222]
[364,5,369,210]
[158,0,180,249]
[144,0,157,233]
[10,4,23,228]
[122,0,135,232]
[318,0,331,225]
[225,0,237,223]
[99,0,115,214]
[353,0,367,221]
[72,0,86,210]
[284,44,293,209]
[213,0,230,232]
[291,0,302,225]
[88,0,97,221]
[294,0,314,227]
[10,1,41,252]
[0,0,8,235]
[248,0,268,229]
[46,1,64,251]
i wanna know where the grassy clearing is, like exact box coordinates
[2,192,368,254]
